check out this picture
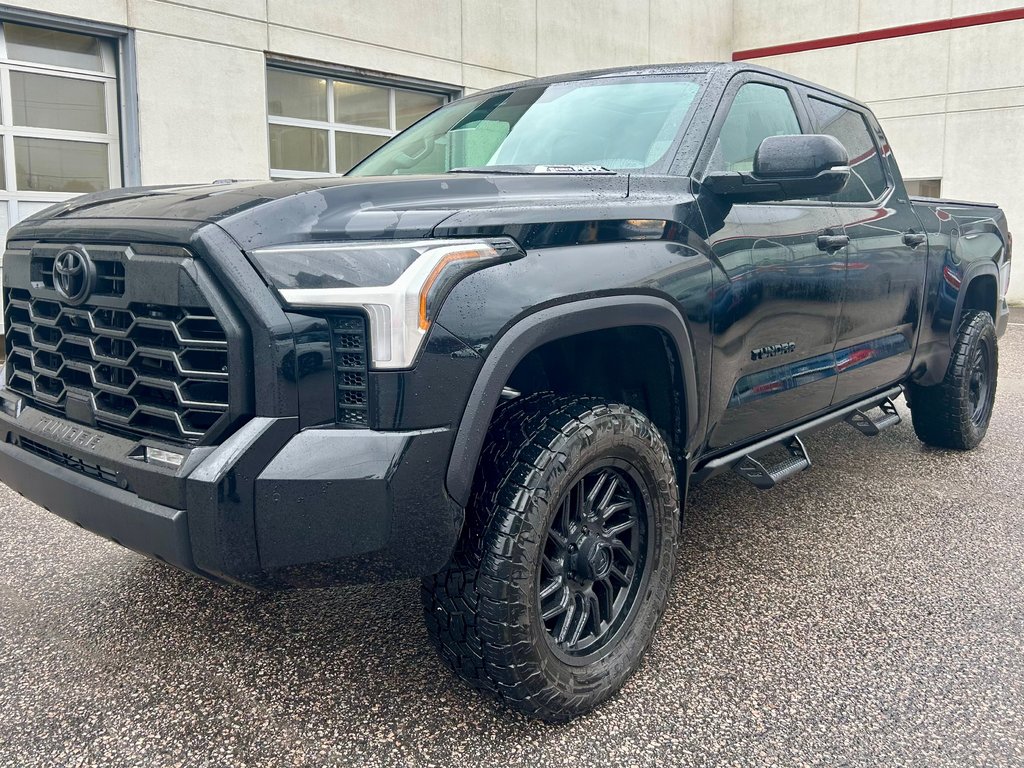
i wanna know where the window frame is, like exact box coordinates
[799,88,896,207]
[0,9,137,230]
[690,71,835,207]
[266,59,459,179]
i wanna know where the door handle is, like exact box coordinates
[902,231,927,248]
[816,234,850,253]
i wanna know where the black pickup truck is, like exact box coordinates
[0,63,1011,721]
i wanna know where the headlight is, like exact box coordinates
[249,238,522,368]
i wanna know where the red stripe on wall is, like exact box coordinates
[732,7,1024,60]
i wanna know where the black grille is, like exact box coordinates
[4,288,230,443]
[31,252,126,297]
[18,436,118,485]
[329,314,370,427]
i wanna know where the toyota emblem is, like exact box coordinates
[52,247,96,305]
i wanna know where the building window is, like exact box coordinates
[0,22,121,235]
[266,65,449,178]
[904,178,942,198]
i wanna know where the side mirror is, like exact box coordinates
[703,134,850,203]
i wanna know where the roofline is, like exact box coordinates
[468,61,869,112]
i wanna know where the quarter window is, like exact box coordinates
[0,22,121,236]
[266,66,449,178]
[808,97,888,203]
[707,82,801,174]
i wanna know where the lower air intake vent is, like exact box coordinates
[19,437,119,486]
[329,314,370,427]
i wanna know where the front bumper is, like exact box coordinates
[0,404,462,589]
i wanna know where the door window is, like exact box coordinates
[707,82,801,174]
[808,97,888,203]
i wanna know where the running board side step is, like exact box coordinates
[845,397,900,436]
[691,385,904,487]
[732,435,810,490]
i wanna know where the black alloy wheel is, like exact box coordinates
[967,341,992,427]
[538,464,649,661]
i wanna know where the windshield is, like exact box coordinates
[348,75,704,176]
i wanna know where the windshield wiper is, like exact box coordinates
[448,164,617,175]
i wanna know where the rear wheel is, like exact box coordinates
[908,309,998,450]
[422,394,679,722]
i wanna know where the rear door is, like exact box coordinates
[802,92,928,403]
[693,73,847,450]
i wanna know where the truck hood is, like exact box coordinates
[16,174,639,250]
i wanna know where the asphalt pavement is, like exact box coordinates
[1,317,1022,767]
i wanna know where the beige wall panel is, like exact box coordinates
[733,0,859,50]
[877,113,947,180]
[755,46,858,95]
[947,18,1024,93]
[127,0,266,49]
[947,86,1024,112]
[135,32,268,183]
[462,0,536,76]
[951,0,1024,15]
[855,31,950,102]
[536,0,649,76]
[267,25,463,86]
[870,94,948,119]
[461,64,528,92]
[2,0,128,24]
[858,0,952,30]
[267,0,462,62]
[649,0,735,63]
[160,0,266,19]
[943,107,1023,298]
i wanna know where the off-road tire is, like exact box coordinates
[908,310,998,450]
[422,393,679,722]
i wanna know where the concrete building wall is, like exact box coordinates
[1,0,734,184]
[734,0,1024,301]
[1,0,1020,302]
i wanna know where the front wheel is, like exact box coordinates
[908,309,998,450]
[422,394,679,722]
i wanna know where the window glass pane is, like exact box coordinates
[5,23,104,71]
[333,81,390,129]
[395,90,444,130]
[269,124,329,172]
[0,142,6,190]
[709,83,801,174]
[16,200,55,221]
[336,131,388,173]
[352,78,702,176]
[905,178,941,198]
[11,72,106,133]
[809,97,888,203]
[14,137,108,193]
[267,69,328,121]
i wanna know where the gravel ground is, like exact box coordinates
[1,318,1023,768]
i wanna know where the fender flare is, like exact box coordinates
[951,260,999,344]
[444,294,700,507]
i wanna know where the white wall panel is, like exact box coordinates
[734,0,859,50]
[536,0,649,76]
[878,113,947,180]
[134,32,268,183]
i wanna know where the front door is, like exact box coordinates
[803,94,928,403]
[695,77,847,450]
